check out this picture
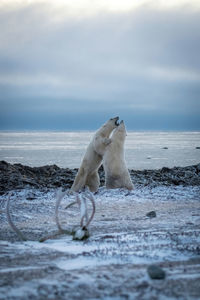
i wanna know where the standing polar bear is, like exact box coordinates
[71,117,119,193]
[103,120,134,190]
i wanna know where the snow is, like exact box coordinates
[0,185,200,299]
[80,194,87,219]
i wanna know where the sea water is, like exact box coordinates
[0,131,199,170]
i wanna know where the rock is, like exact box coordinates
[196,147,200,149]
[26,191,37,200]
[1,161,200,194]
[147,265,166,279]
[161,167,171,173]
[172,179,181,185]
[196,164,200,172]
[0,161,78,193]
[146,211,156,218]
[162,147,168,149]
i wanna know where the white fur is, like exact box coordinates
[103,121,134,190]
[71,117,119,192]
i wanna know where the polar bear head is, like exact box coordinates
[111,120,127,143]
[93,117,120,156]
[98,116,119,136]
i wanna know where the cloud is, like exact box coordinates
[0,1,200,129]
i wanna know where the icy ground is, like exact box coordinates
[0,185,200,300]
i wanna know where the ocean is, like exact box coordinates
[0,131,200,170]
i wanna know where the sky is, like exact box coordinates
[0,0,200,130]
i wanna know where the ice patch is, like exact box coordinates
[38,238,98,255]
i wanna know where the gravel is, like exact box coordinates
[0,161,200,299]
[1,160,200,194]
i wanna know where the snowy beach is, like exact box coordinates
[0,162,200,299]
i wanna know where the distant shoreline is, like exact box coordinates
[1,160,200,194]
[1,129,200,132]
[1,131,199,170]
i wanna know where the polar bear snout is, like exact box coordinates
[116,120,126,133]
[115,119,120,126]
[110,116,120,126]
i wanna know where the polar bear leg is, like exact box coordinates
[71,166,88,192]
[106,175,133,190]
[86,171,100,193]
[124,176,134,190]
[106,175,121,189]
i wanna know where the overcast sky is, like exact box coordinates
[0,0,200,130]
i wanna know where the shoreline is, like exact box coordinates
[0,161,200,299]
[0,160,200,194]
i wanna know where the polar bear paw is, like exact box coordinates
[103,138,112,146]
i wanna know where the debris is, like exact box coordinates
[146,211,156,218]
[72,227,90,241]
[147,265,166,280]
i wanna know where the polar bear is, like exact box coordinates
[103,120,134,190]
[71,117,119,193]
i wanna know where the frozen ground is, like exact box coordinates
[0,185,200,299]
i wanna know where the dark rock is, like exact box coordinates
[196,164,200,172]
[196,147,200,149]
[161,167,171,173]
[146,211,156,218]
[0,161,78,193]
[162,147,168,149]
[172,179,181,185]
[26,191,37,200]
[0,161,200,194]
[26,196,36,200]
[147,265,166,279]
